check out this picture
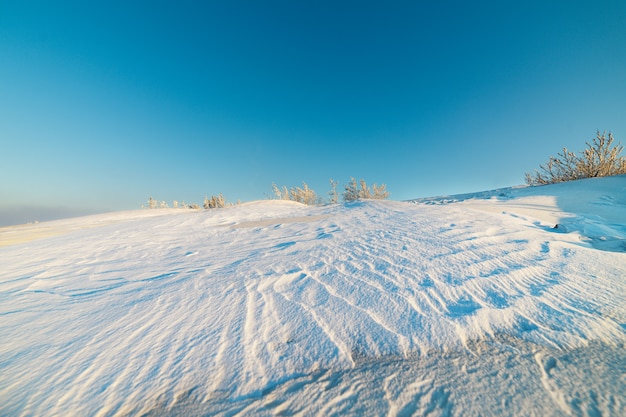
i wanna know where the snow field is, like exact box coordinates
[1,176,625,416]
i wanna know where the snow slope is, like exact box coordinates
[1,176,625,416]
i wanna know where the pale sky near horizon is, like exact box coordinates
[1,0,625,225]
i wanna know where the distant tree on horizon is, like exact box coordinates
[343,178,390,202]
[328,179,339,204]
[144,197,168,209]
[143,197,200,210]
[525,131,626,185]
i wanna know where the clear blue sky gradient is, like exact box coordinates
[1,1,625,224]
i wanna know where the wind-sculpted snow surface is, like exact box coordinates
[1,177,625,416]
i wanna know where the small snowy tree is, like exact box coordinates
[328,179,339,204]
[525,131,626,185]
[343,178,359,202]
[343,178,390,202]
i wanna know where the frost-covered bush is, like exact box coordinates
[526,131,626,185]
[272,182,319,205]
[204,194,225,209]
[343,178,390,202]
[142,198,202,209]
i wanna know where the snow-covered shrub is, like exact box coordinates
[204,194,225,209]
[343,178,390,202]
[272,182,319,205]
[526,131,626,185]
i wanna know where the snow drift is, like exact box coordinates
[1,176,625,416]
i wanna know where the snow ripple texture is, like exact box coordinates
[1,177,625,416]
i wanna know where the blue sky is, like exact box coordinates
[1,1,625,225]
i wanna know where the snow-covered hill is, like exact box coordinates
[1,176,625,416]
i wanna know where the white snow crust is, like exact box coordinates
[1,176,625,416]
